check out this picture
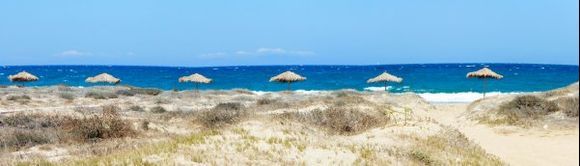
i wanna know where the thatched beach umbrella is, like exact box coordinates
[269,71,306,90]
[8,71,39,85]
[179,73,212,90]
[466,67,503,98]
[85,73,121,84]
[367,71,403,91]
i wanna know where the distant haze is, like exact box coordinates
[0,1,578,66]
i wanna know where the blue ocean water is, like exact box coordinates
[0,64,577,93]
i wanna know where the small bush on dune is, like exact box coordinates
[129,105,145,112]
[256,98,275,105]
[0,129,53,149]
[128,87,162,96]
[62,106,135,142]
[1,113,66,129]
[198,102,248,128]
[115,90,136,96]
[279,107,388,135]
[6,95,31,101]
[497,95,559,124]
[150,106,167,113]
[408,127,504,165]
[0,106,135,149]
[57,85,74,92]
[555,97,579,117]
[85,91,118,99]
[59,92,76,100]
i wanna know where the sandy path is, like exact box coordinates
[428,103,579,166]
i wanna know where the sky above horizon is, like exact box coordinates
[1,1,578,66]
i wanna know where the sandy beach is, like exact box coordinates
[0,83,578,165]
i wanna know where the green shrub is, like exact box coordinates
[115,90,136,96]
[279,107,388,135]
[1,113,66,129]
[150,106,167,113]
[198,103,247,128]
[256,98,276,105]
[63,106,135,142]
[6,95,31,101]
[85,91,118,99]
[498,95,559,124]
[0,129,52,149]
[128,88,162,96]
[59,92,76,100]
[555,97,579,117]
[129,105,145,112]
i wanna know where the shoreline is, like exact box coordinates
[0,85,535,103]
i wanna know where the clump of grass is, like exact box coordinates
[150,106,167,113]
[0,106,136,151]
[115,89,136,96]
[1,113,65,129]
[554,96,579,117]
[0,129,53,149]
[59,92,76,100]
[128,87,162,96]
[197,102,248,128]
[493,95,559,125]
[6,95,31,101]
[279,107,388,135]
[407,127,504,165]
[129,105,145,112]
[57,84,74,92]
[0,114,66,150]
[85,90,118,99]
[62,105,135,142]
[256,98,276,105]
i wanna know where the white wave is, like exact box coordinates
[364,86,393,91]
[252,89,326,95]
[417,92,525,103]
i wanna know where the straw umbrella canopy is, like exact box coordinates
[269,71,306,90]
[179,73,212,90]
[85,73,121,84]
[466,67,503,98]
[8,71,39,84]
[367,71,403,91]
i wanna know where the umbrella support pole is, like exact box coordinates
[384,82,387,92]
[483,79,487,98]
[287,82,291,91]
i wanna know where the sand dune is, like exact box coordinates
[0,84,577,165]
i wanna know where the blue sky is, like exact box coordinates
[1,0,578,66]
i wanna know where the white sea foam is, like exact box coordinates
[252,89,532,103]
[417,92,527,103]
[363,86,393,91]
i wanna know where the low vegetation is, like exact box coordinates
[59,92,76,100]
[6,95,31,101]
[407,128,504,165]
[554,97,579,117]
[197,102,249,128]
[128,87,162,96]
[279,107,389,135]
[85,90,118,99]
[0,105,135,151]
[149,106,167,113]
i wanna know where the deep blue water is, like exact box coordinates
[0,64,577,93]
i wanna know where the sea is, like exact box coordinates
[0,64,578,102]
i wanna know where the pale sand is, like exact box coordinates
[0,85,578,165]
[428,103,579,166]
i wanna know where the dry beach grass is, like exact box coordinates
[0,83,577,165]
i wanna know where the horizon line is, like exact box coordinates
[1,62,579,68]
